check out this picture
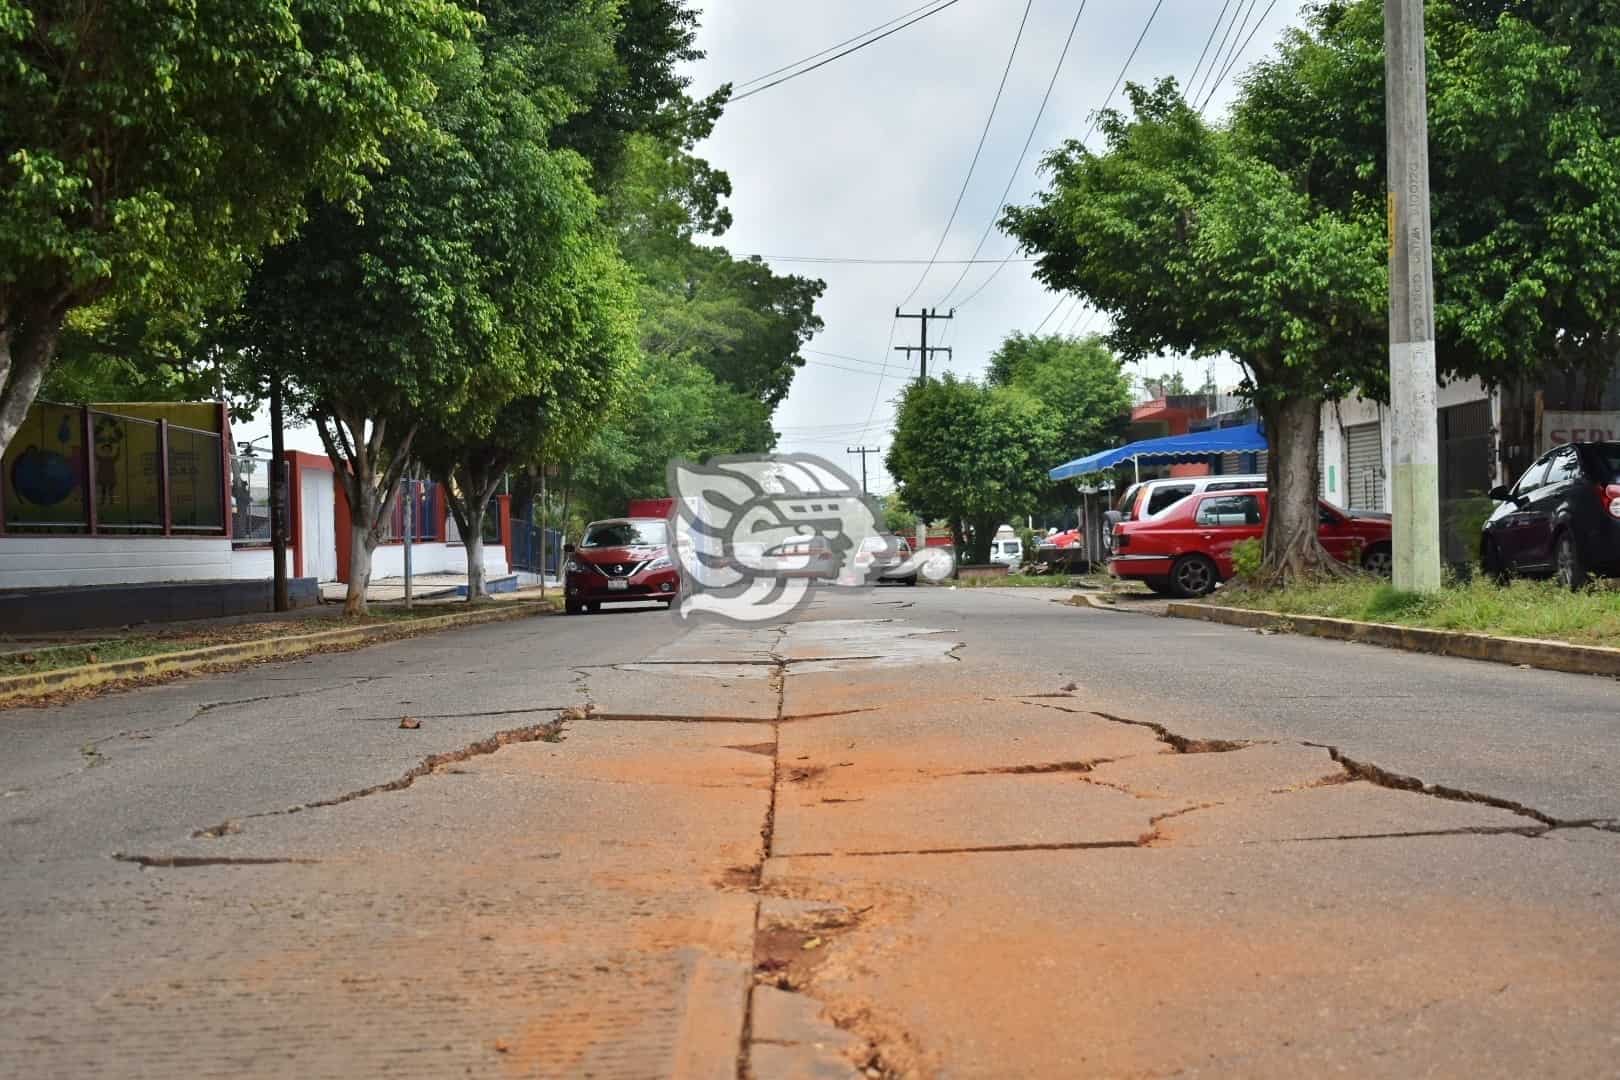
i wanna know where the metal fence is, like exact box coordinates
[509,519,563,576]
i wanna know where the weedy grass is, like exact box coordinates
[1218,575,1620,647]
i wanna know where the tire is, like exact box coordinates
[1361,543,1393,577]
[1144,578,1177,597]
[565,598,583,616]
[1169,555,1219,598]
[904,575,918,586]
[1554,531,1588,591]
[1481,539,1509,586]
[586,602,601,614]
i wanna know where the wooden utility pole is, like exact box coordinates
[896,307,953,383]
[1386,0,1442,591]
[846,445,880,495]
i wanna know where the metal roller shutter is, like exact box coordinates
[1345,422,1384,511]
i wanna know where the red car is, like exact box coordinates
[1108,488,1392,597]
[563,517,679,614]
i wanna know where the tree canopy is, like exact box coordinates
[0,0,472,455]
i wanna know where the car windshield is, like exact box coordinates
[582,521,666,548]
[1587,443,1620,482]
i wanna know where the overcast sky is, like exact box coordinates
[248,0,1312,493]
[686,0,1312,493]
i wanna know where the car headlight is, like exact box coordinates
[567,559,582,573]
[646,555,673,572]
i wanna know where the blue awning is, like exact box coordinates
[1049,422,1269,481]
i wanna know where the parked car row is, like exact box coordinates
[1101,440,1620,596]
[1107,482,1392,598]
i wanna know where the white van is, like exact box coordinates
[989,529,1023,568]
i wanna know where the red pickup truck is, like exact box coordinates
[1109,488,1392,597]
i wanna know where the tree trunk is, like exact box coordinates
[968,515,999,566]
[1259,394,1342,583]
[346,519,375,616]
[0,302,67,460]
[464,513,487,601]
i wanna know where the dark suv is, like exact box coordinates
[1482,442,1620,588]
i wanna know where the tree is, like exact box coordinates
[1234,0,1620,402]
[1143,371,1189,399]
[0,0,471,458]
[414,235,639,599]
[235,38,613,613]
[1002,82,1386,581]
[986,332,1132,492]
[886,375,1052,565]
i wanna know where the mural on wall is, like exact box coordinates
[5,406,87,529]
[3,401,225,534]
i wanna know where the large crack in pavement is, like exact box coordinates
[184,710,576,842]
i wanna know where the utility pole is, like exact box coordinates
[846,446,880,495]
[896,307,953,383]
[268,368,290,613]
[1386,0,1442,592]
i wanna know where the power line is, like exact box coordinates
[1184,0,1236,97]
[1191,0,1249,108]
[953,0,1169,310]
[857,314,906,438]
[1033,295,1069,334]
[895,0,1037,309]
[1200,0,1283,113]
[728,0,969,104]
[748,255,1037,266]
[732,0,949,92]
[934,0,1091,307]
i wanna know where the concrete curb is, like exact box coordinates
[1065,592,1126,612]
[0,602,554,706]
[1166,601,1620,678]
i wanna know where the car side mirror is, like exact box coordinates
[1488,486,1511,502]
[563,543,576,553]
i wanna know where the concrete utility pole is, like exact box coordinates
[896,307,953,384]
[1386,0,1443,592]
[846,445,880,495]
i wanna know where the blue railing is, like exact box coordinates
[509,519,563,576]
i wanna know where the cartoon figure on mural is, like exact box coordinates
[92,416,124,505]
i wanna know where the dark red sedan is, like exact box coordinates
[1108,488,1392,597]
[563,517,679,615]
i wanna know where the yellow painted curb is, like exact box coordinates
[0,602,553,706]
[1166,601,1620,678]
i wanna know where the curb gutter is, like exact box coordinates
[0,603,552,706]
[1166,601,1620,679]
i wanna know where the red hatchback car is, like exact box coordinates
[563,517,680,615]
[1109,488,1393,597]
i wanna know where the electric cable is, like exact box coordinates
[933,0,1091,307]
[952,0,1167,310]
[1184,0,1236,97]
[895,0,1037,309]
[1199,0,1282,113]
[732,0,952,92]
[729,0,969,103]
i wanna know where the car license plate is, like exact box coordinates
[607,579,629,591]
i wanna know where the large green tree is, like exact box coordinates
[1235,0,1620,401]
[235,37,617,612]
[1003,82,1386,580]
[985,332,1132,504]
[886,374,1053,565]
[0,0,471,456]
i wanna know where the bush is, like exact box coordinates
[1230,537,1263,580]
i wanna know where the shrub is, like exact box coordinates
[1230,538,1263,580]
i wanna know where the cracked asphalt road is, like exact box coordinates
[2,589,1617,1077]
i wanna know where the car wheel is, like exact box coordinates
[586,602,601,613]
[1554,531,1588,591]
[1481,539,1510,586]
[904,575,918,586]
[1144,578,1177,597]
[1361,544,1393,577]
[564,598,583,616]
[1169,555,1219,598]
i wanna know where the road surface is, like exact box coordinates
[3,587,1617,1077]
